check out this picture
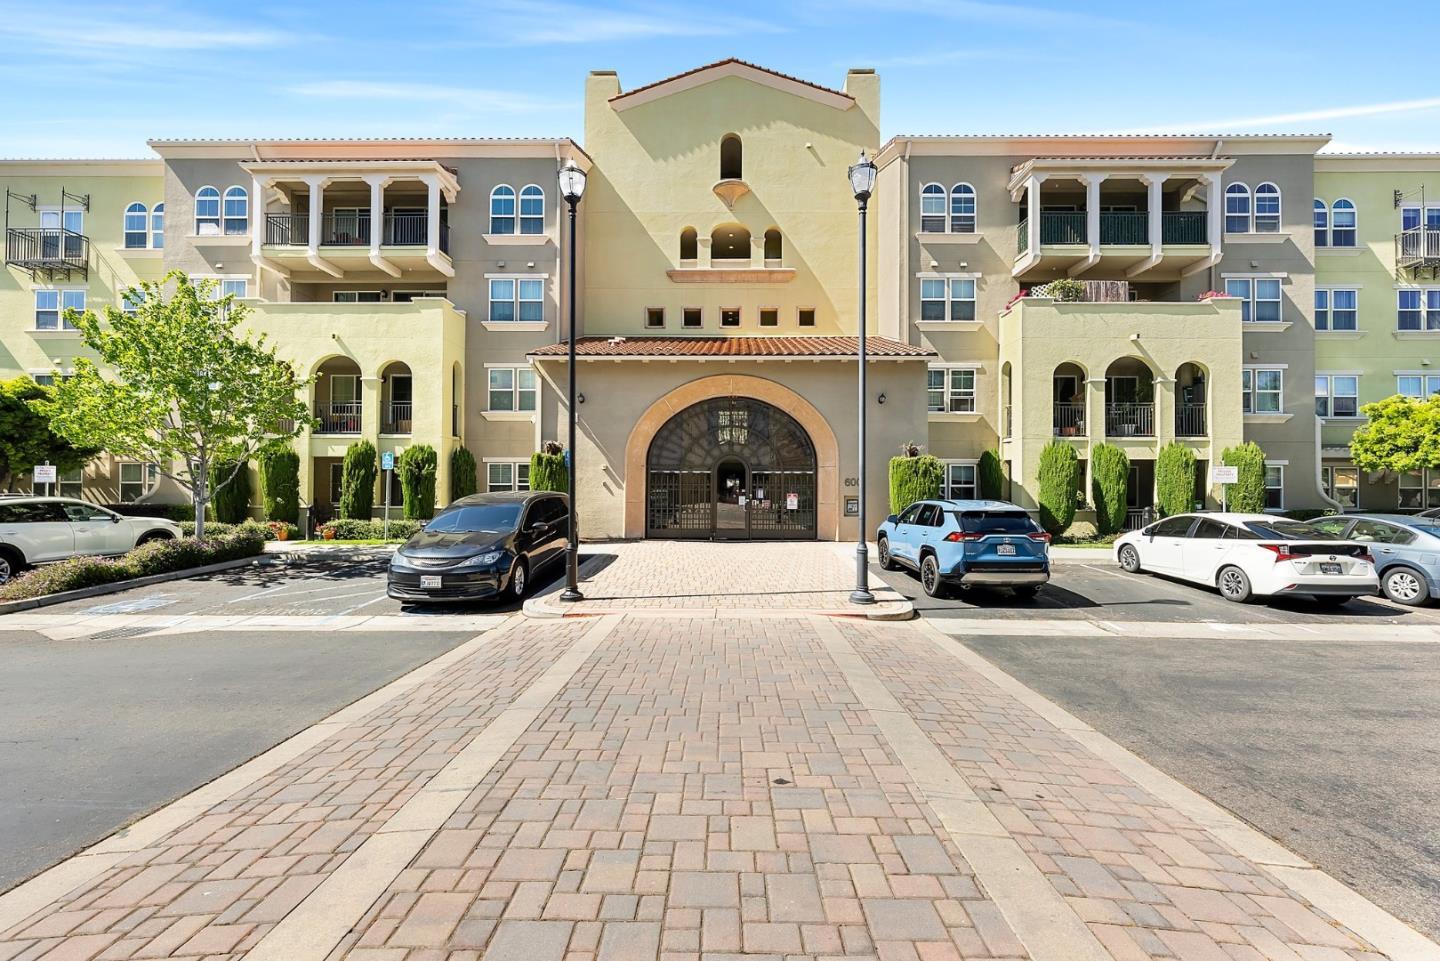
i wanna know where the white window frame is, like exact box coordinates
[1314,287,1358,331]
[121,288,145,316]
[1323,466,1359,509]
[919,275,977,322]
[486,366,537,412]
[1330,198,1356,247]
[1224,182,1251,233]
[1224,276,1283,323]
[919,183,946,232]
[1263,463,1284,511]
[1398,469,1440,510]
[1242,366,1284,414]
[192,274,249,303]
[123,202,148,249]
[1315,374,1359,418]
[1397,288,1440,331]
[489,185,516,234]
[151,203,165,249]
[943,460,978,500]
[485,460,531,493]
[222,185,249,236]
[927,365,977,413]
[949,183,976,233]
[333,291,383,303]
[34,288,85,331]
[1313,198,1328,248]
[118,462,155,504]
[518,184,544,235]
[1396,372,1440,398]
[194,186,221,235]
[487,275,545,323]
[1253,182,1281,233]
[57,466,83,500]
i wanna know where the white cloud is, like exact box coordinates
[1127,97,1440,134]
[461,0,784,45]
[1,4,290,51]
[289,81,568,114]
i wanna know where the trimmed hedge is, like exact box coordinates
[1222,442,1268,513]
[978,448,1004,500]
[1037,440,1079,536]
[1090,443,1129,535]
[397,445,438,520]
[210,460,251,524]
[0,527,267,601]
[450,446,478,500]
[1156,441,1197,517]
[530,451,567,493]
[888,454,942,513]
[259,447,300,524]
[339,441,378,520]
[316,518,423,541]
[103,503,195,521]
[179,519,298,541]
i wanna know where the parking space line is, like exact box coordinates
[331,594,392,616]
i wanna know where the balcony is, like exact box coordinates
[5,228,89,279]
[1175,402,1207,437]
[1396,227,1440,271]
[383,402,413,435]
[1105,402,1155,438]
[316,401,362,434]
[263,211,449,253]
[1053,402,1086,436]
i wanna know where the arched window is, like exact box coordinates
[710,224,751,262]
[222,186,248,236]
[151,203,165,249]
[720,134,742,180]
[679,227,698,263]
[519,184,544,235]
[1254,182,1281,233]
[1331,198,1356,248]
[195,186,221,235]
[1314,198,1329,248]
[490,185,516,234]
[1224,182,1251,234]
[764,228,782,263]
[949,183,976,233]
[920,183,946,232]
[123,202,148,249]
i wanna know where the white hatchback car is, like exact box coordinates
[0,497,182,584]
[1114,512,1377,605]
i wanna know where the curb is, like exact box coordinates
[1048,548,1116,564]
[0,555,284,616]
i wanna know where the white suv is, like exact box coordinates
[0,497,182,583]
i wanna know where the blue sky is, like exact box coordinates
[3,0,1437,157]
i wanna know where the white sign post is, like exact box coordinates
[33,463,56,497]
[1210,465,1239,512]
[381,451,395,540]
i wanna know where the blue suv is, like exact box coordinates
[877,499,1051,599]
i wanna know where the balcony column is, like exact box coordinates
[1144,173,1167,255]
[250,176,268,261]
[1070,174,1105,277]
[1205,172,1224,264]
[363,174,400,278]
[360,376,383,444]
[1084,376,1106,441]
[1154,372,1176,447]
[1025,174,1045,256]
[304,176,326,254]
[422,174,441,256]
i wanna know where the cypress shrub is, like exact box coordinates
[888,453,942,513]
[978,448,1004,500]
[450,446,478,500]
[530,451,568,493]
[1089,443,1129,535]
[1156,442,1197,517]
[338,440,377,519]
[1037,440,1079,536]
[210,459,252,524]
[397,444,438,520]
[258,447,300,525]
[1222,441,1268,512]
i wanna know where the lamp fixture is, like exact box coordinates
[847,150,877,202]
[557,161,587,205]
[877,393,887,405]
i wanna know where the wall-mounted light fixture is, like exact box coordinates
[577,392,586,404]
[877,392,887,405]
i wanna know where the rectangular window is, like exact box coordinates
[928,367,975,413]
[1324,466,1359,509]
[1225,277,1281,322]
[333,291,383,303]
[1398,469,1440,510]
[487,367,536,412]
[122,289,144,316]
[920,279,945,321]
[1328,289,1357,330]
[683,307,702,329]
[1243,368,1284,414]
[1331,202,1356,247]
[34,289,84,330]
[118,463,151,504]
[221,279,248,300]
[1315,375,1358,418]
[944,463,977,500]
[1397,289,1440,331]
[645,307,665,329]
[920,188,946,233]
[519,189,543,235]
[1264,465,1284,510]
[920,277,976,322]
[124,205,147,249]
[797,307,815,327]
[1397,374,1440,398]
[1314,289,1327,329]
[720,307,740,328]
[949,278,976,321]
[487,278,546,322]
[759,307,778,327]
[487,462,531,493]
[58,467,83,499]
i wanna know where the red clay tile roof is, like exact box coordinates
[528,336,933,359]
[608,59,854,104]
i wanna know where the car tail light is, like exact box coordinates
[943,531,980,542]
[1028,532,1051,543]
[1260,543,1302,563]
[1356,550,1374,565]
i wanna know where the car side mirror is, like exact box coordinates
[886,514,898,525]
[110,515,121,523]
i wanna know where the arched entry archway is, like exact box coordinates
[646,396,817,539]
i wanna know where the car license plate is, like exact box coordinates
[997,543,1016,555]
[1319,562,1342,575]
[420,575,442,589]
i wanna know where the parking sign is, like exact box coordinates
[381,451,394,471]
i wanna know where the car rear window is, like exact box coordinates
[1242,519,1330,539]
[955,511,1036,535]
[424,503,522,534]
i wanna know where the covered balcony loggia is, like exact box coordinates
[1010,158,1227,281]
[1103,358,1156,438]
[314,358,363,434]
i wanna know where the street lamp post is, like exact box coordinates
[558,161,587,602]
[848,151,877,605]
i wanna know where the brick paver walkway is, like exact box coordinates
[0,604,1427,960]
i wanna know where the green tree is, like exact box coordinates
[210,459,252,523]
[33,272,311,537]
[1222,441,1268,513]
[0,377,97,491]
[1351,394,1440,474]
[888,453,942,513]
[338,440,377,519]
[1155,442,1197,517]
[1037,440,1079,536]
[450,446,478,500]
[259,447,300,525]
[530,450,568,493]
[978,448,1004,500]
[1090,442,1129,534]
[397,444,438,519]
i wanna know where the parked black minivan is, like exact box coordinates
[387,491,568,604]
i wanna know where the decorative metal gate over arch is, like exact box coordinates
[646,396,818,539]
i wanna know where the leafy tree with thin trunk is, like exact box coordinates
[1222,441,1268,513]
[1037,440,1079,536]
[1351,394,1440,474]
[1156,442,1197,517]
[978,448,1005,500]
[1089,442,1129,534]
[338,440,377,519]
[0,377,97,491]
[450,446,478,500]
[33,272,311,538]
[397,444,438,519]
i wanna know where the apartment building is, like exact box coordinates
[2,60,1436,537]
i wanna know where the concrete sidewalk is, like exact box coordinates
[1,610,1433,961]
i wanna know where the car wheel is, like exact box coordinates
[1117,544,1142,573]
[878,536,898,571]
[507,558,529,601]
[1217,565,1252,603]
[0,547,23,585]
[137,531,173,545]
[1382,567,1430,607]
[919,554,947,598]
[1012,585,1041,600]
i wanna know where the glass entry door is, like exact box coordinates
[714,459,748,536]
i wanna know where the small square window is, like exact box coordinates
[797,307,816,327]
[759,307,778,327]
[721,308,740,328]
[645,307,665,329]
[682,307,702,329]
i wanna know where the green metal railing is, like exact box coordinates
[1040,211,1086,244]
[1017,219,1029,254]
[1162,211,1207,245]
[1099,212,1147,245]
